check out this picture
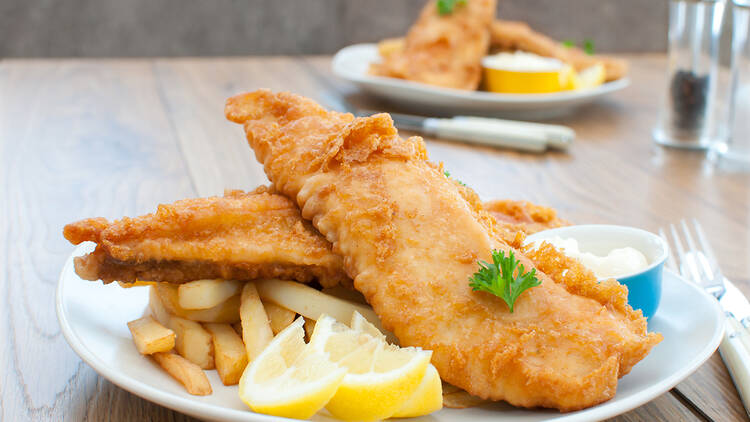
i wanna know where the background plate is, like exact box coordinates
[331,44,630,119]
[57,243,723,422]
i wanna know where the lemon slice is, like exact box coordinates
[238,317,346,420]
[310,315,432,421]
[573,63,606,90]
[350,310,386,341]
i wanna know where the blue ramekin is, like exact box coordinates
[525,225,669,318]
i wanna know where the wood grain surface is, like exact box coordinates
[1,55,748,421]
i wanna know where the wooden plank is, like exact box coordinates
[675,353,750,422]
[608,392,702,422]
[0,59,195,420]
[153,57,329,196]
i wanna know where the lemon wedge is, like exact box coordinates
[573,63,606,90]
[238,317,346,420]
[310,315,432,421]
[392,364,443,418]
[482,51,575,94]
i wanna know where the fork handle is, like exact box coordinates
[719,315,750,417]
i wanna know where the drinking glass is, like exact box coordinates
[653,0,728,149]
[713,0,750,169]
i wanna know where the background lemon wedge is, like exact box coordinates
[573,63,606,90]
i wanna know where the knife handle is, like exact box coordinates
[423,117,549,152]
[454,116,576,150]
[719,315,750,417]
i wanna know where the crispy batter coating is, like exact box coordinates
[485,199,569,242]
[63,185,565,287]
[369,0,496,90]
[63,187,347,287]
[489,20,628,82]
[226,89,661,411]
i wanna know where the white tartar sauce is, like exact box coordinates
[537,236,649,279]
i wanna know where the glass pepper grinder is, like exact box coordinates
[653,0,728,149]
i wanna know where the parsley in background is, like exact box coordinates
[437,0,467,15]
[443,170,467,187]
[469,250,541,313]
[583,39,595,55]
[561,39,596,55]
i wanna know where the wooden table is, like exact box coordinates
[1,55,748,421]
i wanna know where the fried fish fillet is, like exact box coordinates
[226,90,661,411]
[63,187,348,288]
[489,20,628,82]
[63,184,565,287]
[369,0,496,90]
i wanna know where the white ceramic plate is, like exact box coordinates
[57,243,723,422]
[331,44,630,119]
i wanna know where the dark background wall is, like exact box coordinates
[1,0,668,57]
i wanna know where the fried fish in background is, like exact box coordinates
[489,20,628,82]
[226,90,661,411]
[369,0,497,90]
[64,186,566,287]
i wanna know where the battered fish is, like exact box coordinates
[63,187,347,288]
[489,20,628,82]
[226,90,661,411]
[64,186,563,287]
[369,0,496,90]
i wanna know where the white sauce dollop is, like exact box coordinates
[482,51,564,72]
[534,236,649,279]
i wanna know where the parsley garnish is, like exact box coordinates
[443,170,466,186]
[561,39,595,55]
[469,250,541,312]
[583,39,595,55]
[437,0,467,15]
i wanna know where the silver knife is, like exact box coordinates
[321,93,574,152]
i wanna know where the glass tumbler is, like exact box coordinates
[653,0,727,149]
[713,0,750,168]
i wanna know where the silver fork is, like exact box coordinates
[661,219,750,416]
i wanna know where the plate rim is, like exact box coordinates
[57,244,725,422]
[331,43,631,105]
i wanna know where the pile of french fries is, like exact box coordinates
[126,278,382,396]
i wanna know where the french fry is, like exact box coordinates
[321,285,369,304]
[152,352,212,396]
[255,279,382,329]
[167,316,215,369]
[303,317,316,342]
[155,282,240,323]
[232,322,243,336]
[149,286,172,326]
[240,283,274,362]
[178,279,242,310]
[127,316,175,355]
[204,323,248,385]
[263,301,296,335]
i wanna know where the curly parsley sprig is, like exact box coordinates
[469,250,541,312]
